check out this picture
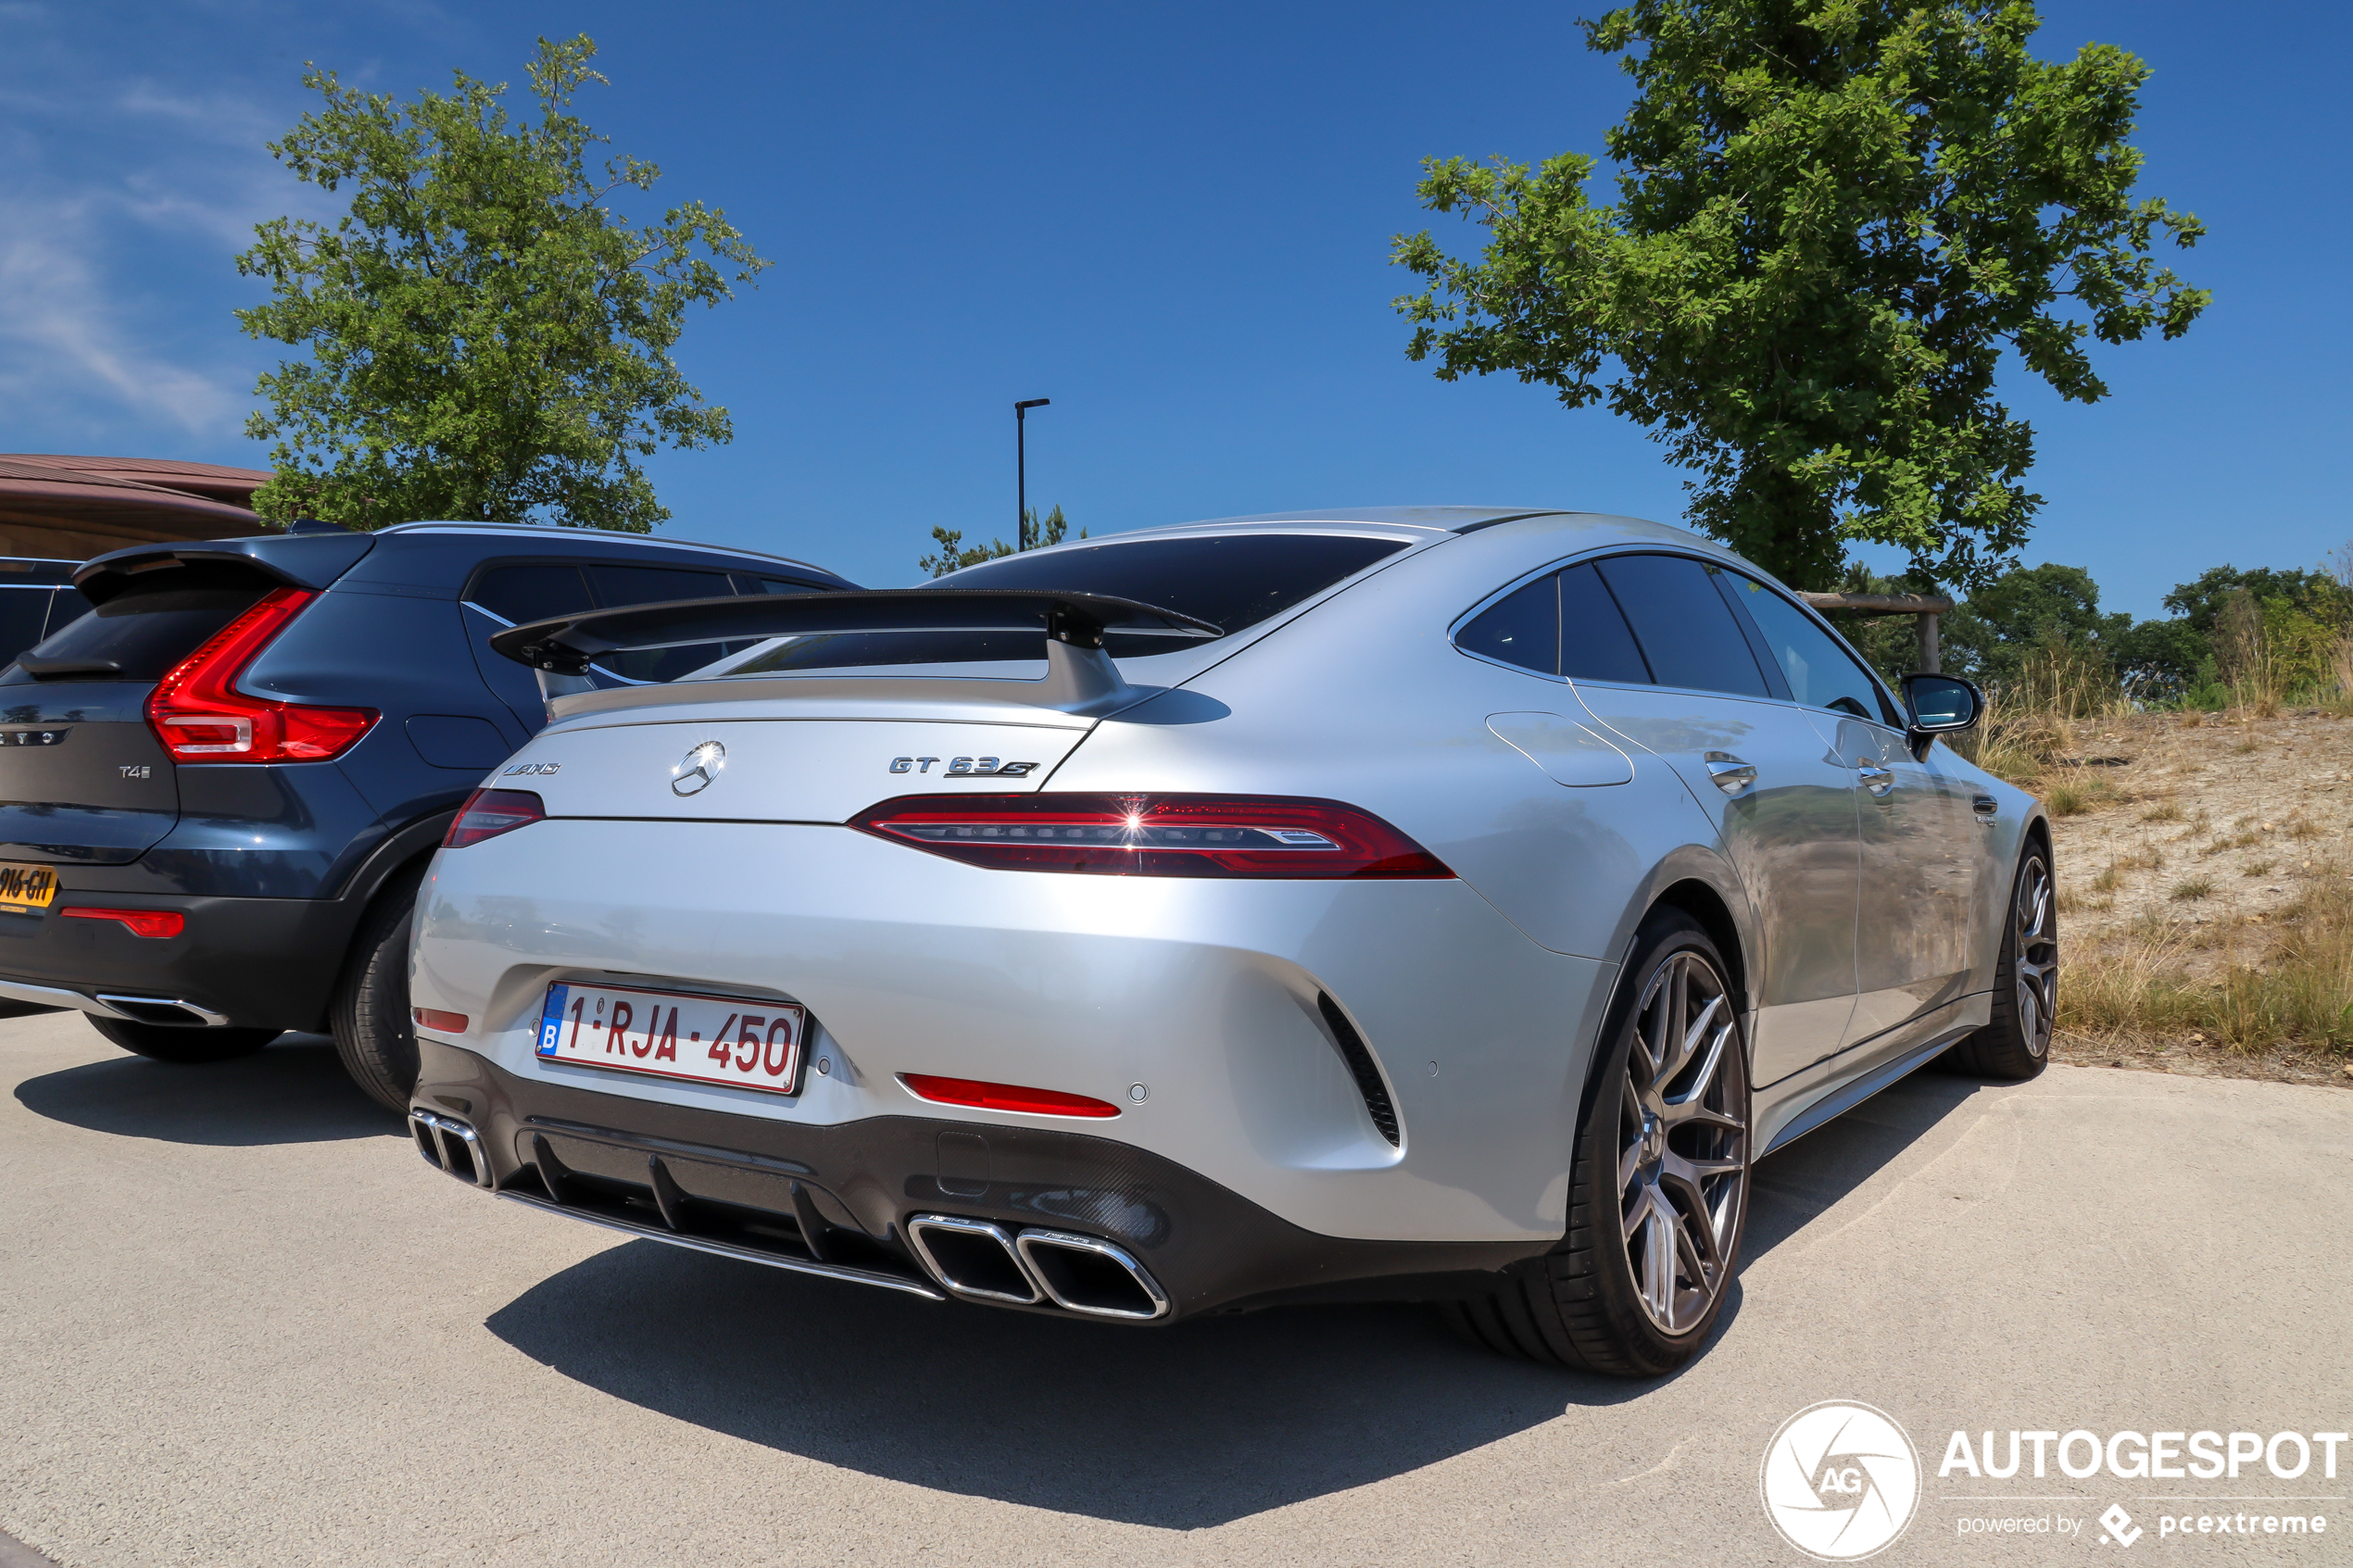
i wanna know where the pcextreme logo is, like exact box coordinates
[1761,1401,1922,1561]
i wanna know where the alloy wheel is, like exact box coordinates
[2013,853,2058,1057]
[1618,949,1748,1336]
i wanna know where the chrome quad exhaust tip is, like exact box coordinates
[907,1213,1170,1321]
[905,1215,1042,1305]
[1015,1229,1170,1321]
[409,1109,493,1189]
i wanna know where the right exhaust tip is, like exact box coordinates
[1015,1229,1170,1321]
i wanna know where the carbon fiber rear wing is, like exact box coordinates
[487,588,1225,714]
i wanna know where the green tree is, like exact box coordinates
[235,35,768,531]
[2159,566,2348,638]
[1390,0,2208,590]
[918,504,1078,578]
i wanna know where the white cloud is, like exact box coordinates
[0,192,245,435]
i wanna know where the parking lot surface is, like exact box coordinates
[3,1008,2347,1567]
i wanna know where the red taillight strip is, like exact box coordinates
[145,588,378,764]
[411,1007,469,1034]
[851,794,1453,879]
[900,1073,1122,1118]
[60,907,184,939]
[443,789,547,848]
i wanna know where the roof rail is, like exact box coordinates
[372,521,832,574]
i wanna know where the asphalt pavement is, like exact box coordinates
[2,1008,2347,1567]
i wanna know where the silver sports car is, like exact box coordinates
[405,508,2052,1375]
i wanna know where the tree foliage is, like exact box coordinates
[1391,0,2208,590]
[235,35,768,531]
[919,505,1078,578]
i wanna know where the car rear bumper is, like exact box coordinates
[413,820,1616,1243]
[0,893,361,1031]
[411,1038,1553,1323]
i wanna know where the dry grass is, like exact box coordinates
[2044,708,2353,1079]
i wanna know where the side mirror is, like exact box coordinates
[1901,673,1982,759]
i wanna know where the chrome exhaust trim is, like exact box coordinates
[409,1108,494,1188]
[1014,1228,1172,1321]
[0,977,232,1027]
[95,994,233,1028]
[905,1213,1044,1305]
[498,1192,946,1300]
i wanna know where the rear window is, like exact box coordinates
[3,583,269,684]
[938,533,1409,656]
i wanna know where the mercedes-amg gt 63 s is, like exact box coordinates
[405,508,2053,1374]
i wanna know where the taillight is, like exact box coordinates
[900,1073,1121,1118]
[443,788,546,847]
[60,906,185,938]
[851,794,1453,879]
[145,588,377,764]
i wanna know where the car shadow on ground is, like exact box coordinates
[484,1066,1994,1527]
[12,1031,398,1146]
[1744,1066,1989,1261]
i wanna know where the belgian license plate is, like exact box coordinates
[535,982,806,1095]
[0,862,58,912]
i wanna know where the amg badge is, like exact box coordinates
[888,756,1038,778]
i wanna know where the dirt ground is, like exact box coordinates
[2028,708,2353,1088]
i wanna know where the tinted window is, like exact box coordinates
[1558,563,1651,684]
[583,564,734,608]
[3,583,270,684]
[736,574,829,596]
[941,534,1408,654]
[1592,555,1770,698]
[0,589,60,668]
[469,564,592,626]
[1457,575,1556,675]
[1726,574,1894,721]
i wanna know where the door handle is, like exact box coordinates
[1972,792,1999,820]
[1856,763,1895,797]
[1704,755,1757,795]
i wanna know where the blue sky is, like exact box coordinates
[0,1,2342,616]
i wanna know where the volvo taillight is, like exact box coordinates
[850,794,1453,879]
[145,588,377,764]
[443,788,546,847]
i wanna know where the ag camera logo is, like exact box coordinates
[1762,1401,1921,1561]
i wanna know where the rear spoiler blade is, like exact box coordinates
[491,588,1224,718]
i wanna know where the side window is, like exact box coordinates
[469,564,592,626]
[582,564,734,608]
[1592,555,1772,698]
[1557,563,1651,684]
[736,573,828,596]
[1724,573,1897,723]
[1456,575,1557,676]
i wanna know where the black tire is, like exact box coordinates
[88,1014,280,1063]
[331,865,426,1113]
[1944,843,2056,1080]
[1444,909,1751,1377]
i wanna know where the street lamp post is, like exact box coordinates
[1014,398,1050,550]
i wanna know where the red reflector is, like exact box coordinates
[411,1007,469,1034]
[145,588,379,764]
[443,788,546,847]
[60,907,185,939]
[900,1073,1121,1119]
[852,794,1454,879]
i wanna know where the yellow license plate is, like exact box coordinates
[0,862,58,911]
